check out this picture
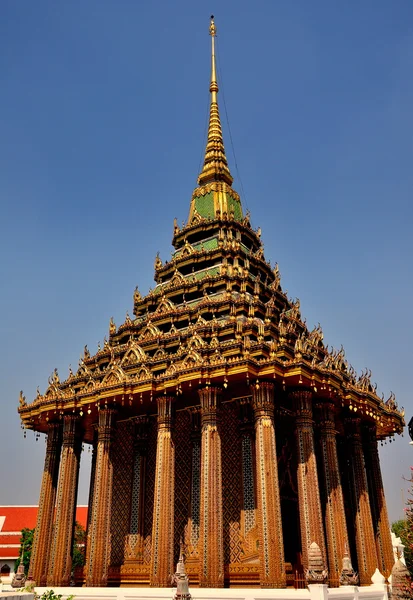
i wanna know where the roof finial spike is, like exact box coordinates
[209,15,217,100]
[197,15,233,187]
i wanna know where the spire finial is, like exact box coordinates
[197,16,233,187]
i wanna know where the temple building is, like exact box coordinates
[19,17,404,590]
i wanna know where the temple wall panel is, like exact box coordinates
[241,434,256,537]
[188,431,201,556]
[124,417,149,564]
[109,420,134,567]
[221,401,243,566]
[277,428,300,569]
[336,437,359,574]
[173,409,192,562]
[143,417,157,565]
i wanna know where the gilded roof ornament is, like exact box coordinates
[49,368,60,385]
[154,252,162,271]
[109,316,116,335]
[134,285,142,303]
[19,390,26,408]
[197,16,233,187]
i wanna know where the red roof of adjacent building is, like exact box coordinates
[0,506,88,560]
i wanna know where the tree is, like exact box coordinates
[72,521,86,568]
[15,522,86,575]
[393,468,413,577]
[14,528,34,575]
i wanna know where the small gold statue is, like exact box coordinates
[19,390,26,407]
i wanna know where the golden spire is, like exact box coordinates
[197,16,234,187]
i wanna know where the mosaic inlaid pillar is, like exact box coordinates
[252,382,286,588]
[364,424,394,578]
[28,422,62,585]
[150,396,175,587]
[345,417,377,584]
[126,416,149,563]
[198,386,224,588]
[85,408,116,586]
[47,415,82,587]
[84,428,98,573]
[291,390,327,571]
[317,401,350,579]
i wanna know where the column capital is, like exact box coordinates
[97,407,116,436]
[315,400,336,435]
[156,395,175,429]
[290,389,313,415]
[45,422,62,453]
[61,414,81,446]
[363,422,378,444]
[344,416,362,440]
[198,386,221,425]
[251,381,275,418]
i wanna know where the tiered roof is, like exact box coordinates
[19,17,404,442]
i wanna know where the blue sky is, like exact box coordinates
[1,0,412,523]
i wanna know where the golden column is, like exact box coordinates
[345,417,377,584]
[251,382,286,587]
[28,422,62,585]
[198,386,224,588]
[84,428,97,573]
[364,424,394,578]
[291,390,327,571]
[317,401,350,580]
[150,395,175,587]
[85,408,116,586]
[47,415,82,586]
